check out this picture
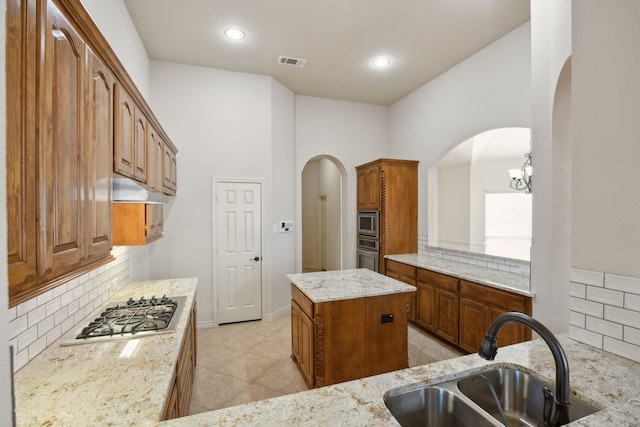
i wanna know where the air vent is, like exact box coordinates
[278,56,306,68]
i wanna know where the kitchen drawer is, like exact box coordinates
[417,268,459,292]
[386,260,416,278]
[291,284,314,318]
[460,280,526,311]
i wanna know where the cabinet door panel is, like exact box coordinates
[133,108,147,181]
[147,125,163,192]
[299,310,314,384]
[114,84,136,178]
[39,0,86,274]
[416,282,435,331]
[459,296,489,353]
[435,289,458,344]
[356,166,380,210]
[85,47,113,259]
[163,144,177,194]
[7,0,37,291]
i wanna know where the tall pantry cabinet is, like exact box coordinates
[356,159,419,274]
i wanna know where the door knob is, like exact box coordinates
[250,256,260,261]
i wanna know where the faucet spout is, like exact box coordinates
[478,312,570,426]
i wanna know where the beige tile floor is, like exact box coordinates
[188,312,463,415]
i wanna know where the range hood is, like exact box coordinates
[113,177,170,203]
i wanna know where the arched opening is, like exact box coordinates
[427,127,532,260]
[301,156,345,272]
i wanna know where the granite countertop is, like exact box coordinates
[386,253,533,297]
[286,268,417,303]
[157,336,640,426]
[14,277,199,427]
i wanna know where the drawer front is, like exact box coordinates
[386,260,416,278]
[459,280,526,312]
[291,284,314,318]
[417,268,458,292]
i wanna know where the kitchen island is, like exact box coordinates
[14,277,198,426]
[157,335,640,426]
[287,268,417,388]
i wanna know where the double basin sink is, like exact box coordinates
[384,367,599,427]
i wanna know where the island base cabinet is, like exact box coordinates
[291,284,410,388]
[291,298,314,387]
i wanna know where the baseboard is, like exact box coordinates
[264,303,291,321]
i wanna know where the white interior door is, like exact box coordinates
[216,181,262,324]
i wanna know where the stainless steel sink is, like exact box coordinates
[384,367,600,427]
[384,386,496,427]
[457,368,599,427]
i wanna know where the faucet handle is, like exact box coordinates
[540,386,556,427]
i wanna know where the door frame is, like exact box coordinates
[212,177,267,327]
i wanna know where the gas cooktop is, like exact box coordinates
[60,295,186,346]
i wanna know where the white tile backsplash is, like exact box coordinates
[605,273,640,294]
[9,246,130,372]
[570,268,640,363]
[418,233,530,276]
[586,286,624,307]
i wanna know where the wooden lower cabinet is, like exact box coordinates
[386,260,417,322]
[291,284,410,388]
[386,261,532,353]
[163,302,197,420]
[291,298,314,386]
[416,268,459,346]
[458,280,531,353]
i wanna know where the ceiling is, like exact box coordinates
[124,0,530,106]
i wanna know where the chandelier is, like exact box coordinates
[508,152,532,193]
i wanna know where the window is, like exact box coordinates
[485,193,532,260]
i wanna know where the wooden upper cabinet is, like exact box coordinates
[85,46,114,260]
[7,0,37,289]
[147,124,164,192]
[163,143,178,195]
[114,83,138,180]
[39,0,87,276]
[356,165,380,211]
[133,107,148,181]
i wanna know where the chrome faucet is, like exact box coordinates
[478,312,570,427]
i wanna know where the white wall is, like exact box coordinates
[389,22,532,243]
[268,79,297,314]
[437,166,470,249]
[571,0,640,277]
[295,96,390,271]
[529,0,572,332]
[147,60,295,324]
[302,162,321,270]
[81,0,150,100]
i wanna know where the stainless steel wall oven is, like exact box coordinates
[357,237,379,272]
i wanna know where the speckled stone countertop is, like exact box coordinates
[286,268,417,303]
[386,253,533,297]
[14,277,198,427]
[157,336,640,426]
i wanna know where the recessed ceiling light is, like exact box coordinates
[224,28,245,40]
[372,56,391,68]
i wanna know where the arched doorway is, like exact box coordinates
[301,157,344,272]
